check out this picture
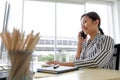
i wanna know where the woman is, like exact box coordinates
[47,12,114,69]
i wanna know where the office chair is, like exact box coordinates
[114,44,120,70]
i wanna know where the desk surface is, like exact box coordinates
[33,68,120,80]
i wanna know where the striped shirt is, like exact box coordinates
[73,33,115,69]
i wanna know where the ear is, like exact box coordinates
[95,20,99,26]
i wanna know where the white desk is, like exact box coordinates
[33,68,120,80]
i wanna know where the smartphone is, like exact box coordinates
[81,31,86,39]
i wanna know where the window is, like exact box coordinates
[23,1,84,62]
[56,3,84,37]
[23,1,55,35]
[0,0,5,58]
[57,40,62,45]
[24,1,56,62]
[0,1,5,32]
[0,1,8,60]
[23,0,114,63]
[85,3,114,37]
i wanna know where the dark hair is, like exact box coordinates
[81,12,104,35]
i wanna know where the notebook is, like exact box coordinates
[37,65,79,74]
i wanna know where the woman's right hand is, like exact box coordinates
[75,53,80,60]
[78,31,86,44]
[75,31,87,60]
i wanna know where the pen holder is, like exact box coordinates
[7,51,33,80]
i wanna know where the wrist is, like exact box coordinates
[78,42,83,45]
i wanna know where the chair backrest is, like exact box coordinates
[114,44,120,70]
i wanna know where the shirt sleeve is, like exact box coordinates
[73,35,114,68]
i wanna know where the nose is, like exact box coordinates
[81,23,86,28]
[84,23,87,26]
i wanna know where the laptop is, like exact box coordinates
[37,65,79,74]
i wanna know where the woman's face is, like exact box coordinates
[81,16,98,35]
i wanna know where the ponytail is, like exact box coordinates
[99,27,104,35]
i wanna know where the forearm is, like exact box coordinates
[76,42,83,59]
[60,62,74,67]
[47,61,74,67]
